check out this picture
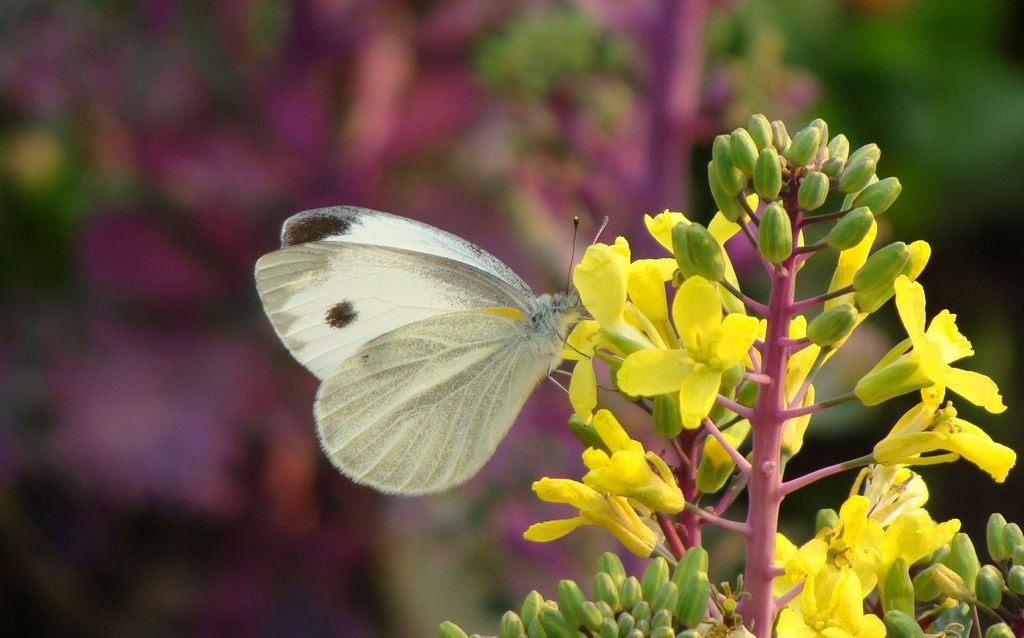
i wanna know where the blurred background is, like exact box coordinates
[1,0,1022,636]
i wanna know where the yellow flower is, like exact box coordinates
[782,316,821,458]
[783,496,877,593]
[562,320,602,420]
[854,465,929,527]
[573,238,656,349]
[617,276,759,429]
[859,509,959,588]
[855,276,1006,412]
[873,390,1016,482]
[628,258,678,346]
[523,478,658,557]
[776,567,885,638]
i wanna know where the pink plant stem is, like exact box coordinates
[657,513,686,559]
[739,214,801,636]
[781,455,873,495]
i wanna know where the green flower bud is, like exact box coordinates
[883,610,924,638]
[1014,545,1024,566]
[856,358,931,406]
[839,157,877,193]
[672,222,699,279]
[748,113,773,149]
[986,514,1010,562]
[641,558,670,602]
[771,120,791,153]
[631,600,652,622]
[686,223,727,281]
[975,564,1004,608]
[852,176,902,215]
[816,508,839,533]
[797,171,830,211]
[527,615,546,638]
[625,630,643,638]
[753,146,783,200]
[737,381,759,408]
[758,202,793,264]
[1003,523,1024,555]
[1008,565,1024,595]
[580,602,604,632]
[712,134,746,195]
[932,564,970,600]
[852,242,910,292]
[882,558,915,616]
[650,627,675,638]
[673,546,710,585]
[720,363,745,392]
[848,142,881,166]
[708,162,747,222]
[437,621,469,638]
[500,611,526,638]
[593,572,620,611]
[731,128,758,174]
[522,590,546,624]
[556,580,586,628]
[594,600,615,619]
[986,624,1016,638]
[620,576,643,610]
[943,533,981,593]
[821,156,845,176]
[598,552,627,588]
[654,393,683,438]
[827,134,850,162]
[632,621,649,637]
[677,631,701,638]
[808,118,829,152]
[913,564,942,601]
[674,573,710,628]
[652,608,673,630]
[826,207,874,250]
[617,612,636,635]
[785,126,821,167]
[598,618,618,638]
[538,608,575,638]
[807,304,858,347]
[569,414,609,453]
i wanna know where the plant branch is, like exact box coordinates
[791,285,855,312]
[719,279,769,316]
[780,455,874,495]
[683,503,749,534]
[703,418,751,476]
[715,394,754,420]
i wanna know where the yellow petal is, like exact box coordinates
[592,409,643,454]
[673,276,722,352]
[925,310,974,364]
[618,349,692,396]
[644,210,691,253]
[826,218,877,310]
[679,367,721,429]
[563,320,601,360]
[717,313,761,365]
[573,238,630,330]
[943,367,1007,414]
[894,276,927,344]
[708,209,745,246]
[524,517,589,542]
[568,359,598,421]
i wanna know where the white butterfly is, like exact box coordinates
[255,207,582,494]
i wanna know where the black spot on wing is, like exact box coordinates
[281,210,355,246]
[326,301,358,329]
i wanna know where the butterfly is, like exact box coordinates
[255,207,582,494]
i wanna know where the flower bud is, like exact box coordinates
[696,436,736,494]
[593,572,620,610]
[737,381,759,407]
[712,134,746,195]
[539,607,576,638]
[641,557,671,602]
[883,611,924,638]
[556,580,586,628]
[709,162,747,222]
[438,621,469,638]
[986,624,1016,638]
[753,146,783,200]
[674,546,710,584]
[913,565,942,601]
[853,242,910,292]
[653,393,683,438]
[651,582,679,615]
[758,202,793,264]
[771,120,791,153]
[568,414,609,453]
[975,565,1004,608]
[826,207,874,250]
[856,358,931,406]
[839,157,877,193]
[616,613,635,636]
[521,590,545,624]
[807,304,858,347]
[687,223,727,281]
[986,514,1010,562]
[821,156,845,176]
[808,118,829,151]
[731,128,758,174]
[594,600,614,619]
[748,113,773,149]
[943,533,981,593]
[852,176,902,215]
[500,611,526,638]
[674,573,710,628]
[631,600,652,622]
[827,134,850,162]
[932,564,970,600]
[580,602,604,632]
[620,576,643,610]
[652,608,672,630]
[1003,523,1024,556]
[672,222,699,279]
[816,508,839,532]
[785,126,821,167]
[882,558,916,615]
[597,551,627,588]
[650,626,675,638]
[848,142,881,166]
[1015,546,1024,566]
[676,631,701,638]
[797,171,830,211]
[1008,565,1024,594]
[598,618,618,638]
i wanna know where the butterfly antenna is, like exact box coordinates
[565,216,580,294]
[591,216,610,245]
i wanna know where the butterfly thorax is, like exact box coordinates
[529,290,583,341]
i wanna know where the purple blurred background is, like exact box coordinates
[1,1,1022,636]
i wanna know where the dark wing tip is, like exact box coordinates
[281,208,364,247]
